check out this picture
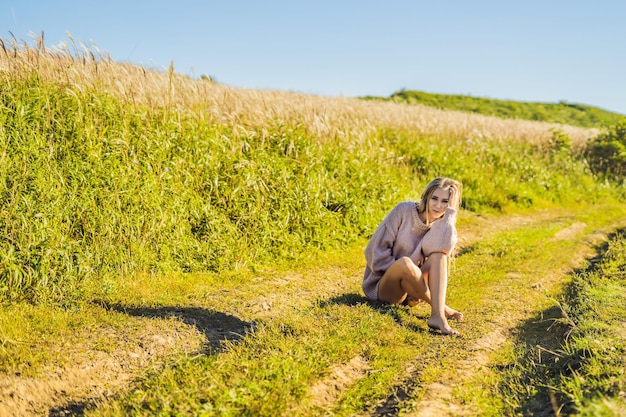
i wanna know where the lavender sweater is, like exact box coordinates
[362,202,458,301]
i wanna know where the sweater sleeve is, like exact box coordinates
[421,207,458,256]
[364,205,402,275]
[409,240,425,266]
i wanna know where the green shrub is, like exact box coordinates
[584,122,626,181]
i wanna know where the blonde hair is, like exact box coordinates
[417,177,462,225]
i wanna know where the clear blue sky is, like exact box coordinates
[2,1,625,115]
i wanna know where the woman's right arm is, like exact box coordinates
[365,223,397,275]
[364,205,402,275]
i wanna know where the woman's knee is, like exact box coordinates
[422,252,449,275]
[426,252,448,264]
[395,257,422,277]
[396,256,417,270]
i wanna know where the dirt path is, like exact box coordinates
[407,326,511,417]
[303,214,617,417]
[0,210,621,416]
[402,220,612,417]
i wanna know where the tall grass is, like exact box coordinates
[0,35,621,302]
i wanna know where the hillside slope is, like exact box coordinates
[363,89,626,128]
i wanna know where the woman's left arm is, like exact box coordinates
[421,207,458,257]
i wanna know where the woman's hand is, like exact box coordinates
[447,185,459,210]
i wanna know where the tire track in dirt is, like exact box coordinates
[406,326,511,417]
[308,355,371,409]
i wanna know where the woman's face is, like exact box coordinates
[427,187,450,222]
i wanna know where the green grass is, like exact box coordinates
[363,90,626,128]
[494,231,626,416]
[0,76,388,300]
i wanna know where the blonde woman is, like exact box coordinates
[362,177,464,335]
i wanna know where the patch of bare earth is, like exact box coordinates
[407,326,512,417]
[0,315,205,417]
[552,222,587,241]
[308,356,371,409]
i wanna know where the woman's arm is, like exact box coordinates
[421,207,458,256]
[364,204,404,275]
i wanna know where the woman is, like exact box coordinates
[362,177,463,335]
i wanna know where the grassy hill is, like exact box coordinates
[363,89,626,128]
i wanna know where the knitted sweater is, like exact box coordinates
[362,202,458,301]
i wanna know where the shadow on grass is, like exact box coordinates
[320,292,428,333]
[51,303,254,417]
[500,304,571,417]
[49,401,91,417]
[94,301,255,353]
[456,244,477,257]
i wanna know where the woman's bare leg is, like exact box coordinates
[421,273,463,321]
[377,257,462,333]
[377,257,428,304]
[422,253,459,335]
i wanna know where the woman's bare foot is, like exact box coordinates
[444,306,463,321]
[427,314,460,336]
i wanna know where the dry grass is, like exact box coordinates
[0,34,596,147]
